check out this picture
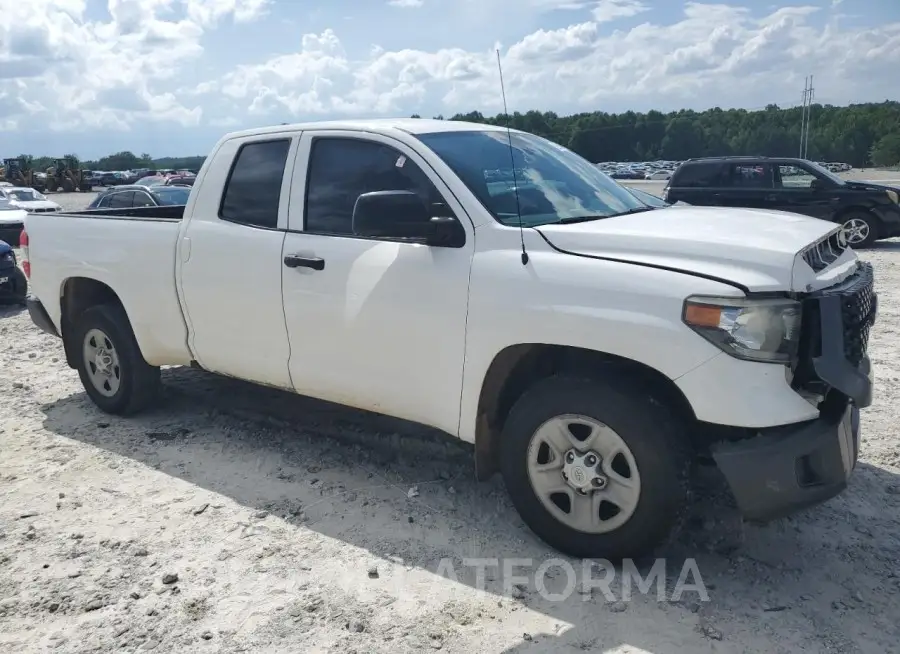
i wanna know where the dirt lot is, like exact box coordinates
[2,186,900,653]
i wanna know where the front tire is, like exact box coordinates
[499,375,691,559]
[72,304,161,415]
[840,211,879,248]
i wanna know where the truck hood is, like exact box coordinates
[534,205,848,292]
[845,180,900,193]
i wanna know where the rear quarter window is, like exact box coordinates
[671,163,726,188]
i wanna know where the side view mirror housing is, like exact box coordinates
[352,190,464,247]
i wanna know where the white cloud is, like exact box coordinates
[591,0,648,23]
[205,3,900,119]
[387,0,424,6]
[1,0,899,149]
[0,0,269,132]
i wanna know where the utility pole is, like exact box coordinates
[799,75,815,159]
[799,76,809,159]
[804,75,814,160]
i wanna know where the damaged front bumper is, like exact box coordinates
[711,261,876,522]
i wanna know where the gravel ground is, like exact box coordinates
[1,184,900,653]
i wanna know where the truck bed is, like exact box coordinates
[24,206,192,367]
[55,205,185,221]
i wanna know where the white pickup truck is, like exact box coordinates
[22,119,877,559]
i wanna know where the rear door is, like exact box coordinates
[177,135,298,389]
[716,163,775,210]
[666,162,726,204]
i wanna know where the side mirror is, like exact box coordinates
[352,190,464,247]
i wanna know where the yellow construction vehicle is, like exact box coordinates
[45,156,92,192]
[0,158,46,192]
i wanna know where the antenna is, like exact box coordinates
[496,49,528,266]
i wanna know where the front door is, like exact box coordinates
[772,164,838,220]
[280,131,474,435]
[178,135,297,389]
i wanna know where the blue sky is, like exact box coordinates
[1,0,898,159]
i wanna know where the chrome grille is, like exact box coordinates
[800,230,848,272]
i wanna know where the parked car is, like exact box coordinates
[99,172,129,186]
[644,170,672,180]
[134,176,168,187]
[0,187,62,213]
[664,156,900,247]
[0,238,26,305]
[87,185,191,209]
[163,175,195,187]
[0,199,27,246]
[21,119,876,560]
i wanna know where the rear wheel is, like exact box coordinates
[840,211,878,248]
[499,375,691,559]
[12,268,26,305]
[72,304,161,415]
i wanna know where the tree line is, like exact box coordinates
[10,100,900,171]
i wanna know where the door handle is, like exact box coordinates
[284,254,325,270]
[765,194,777,202]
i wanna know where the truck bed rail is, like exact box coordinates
[46,205,185,221]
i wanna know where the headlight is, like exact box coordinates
[683,296,802,364]
[887,189,899,205]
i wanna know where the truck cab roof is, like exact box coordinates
[221,118,511,142]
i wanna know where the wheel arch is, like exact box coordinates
[473,344,697,481]
[59,277,128,368]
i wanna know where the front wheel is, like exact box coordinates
[500,376,691,559]
[840,211,879,248]
[72,304,161,415]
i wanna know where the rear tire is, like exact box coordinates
[499,375,691,559]
[12,268,26,306]
[71,304,161,415]
[839,211,879,248]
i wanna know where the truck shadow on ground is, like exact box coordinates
[0,304,25,319]
[39,366,900,653]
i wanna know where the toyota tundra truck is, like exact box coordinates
[21,119,877,559]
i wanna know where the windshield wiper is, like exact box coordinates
[556,205,657,224]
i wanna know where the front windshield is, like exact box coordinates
[416,130,649,227]
[136,176,164,186]
[9,189,42,201]
[154,187,190,205]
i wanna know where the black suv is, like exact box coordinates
[664,157,900,247]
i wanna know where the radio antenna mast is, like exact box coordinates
[496,49,528,265]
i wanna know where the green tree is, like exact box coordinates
[870,133,900,167]
[16,100,900,169]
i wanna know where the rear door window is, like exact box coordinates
[108,192,134,208]
[219,139,290,229]
[727,164,774,189]
[672,163,725,188]
[132,191,155,207]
